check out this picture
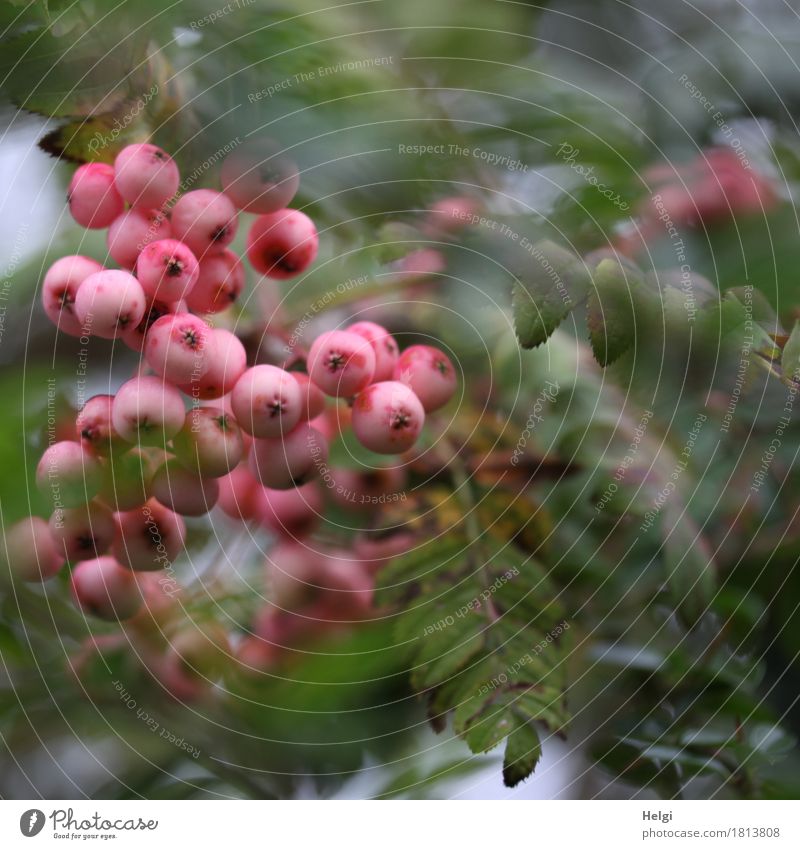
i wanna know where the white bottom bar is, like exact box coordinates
[0,800,797,848]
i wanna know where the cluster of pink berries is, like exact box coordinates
[44,141,318,344]
[3,140,458,670]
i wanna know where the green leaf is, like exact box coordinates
[412,615,485,690]
[586,258,642,366]
[781,321,800,381]
[38,108,152,163]
[0,27,146,118]
[728,286,781,332]
[661,506,716,626]
[514,687,569,733]
[465,698,516,753]
[502,717,542,787]
[512,240,591,348]
[430,656,496,731]
[375,536,467,604]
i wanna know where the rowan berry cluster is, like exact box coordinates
[3,141,457,686]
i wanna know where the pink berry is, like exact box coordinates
[113,499,186,572]
[249,423,328,490]
[246,209,318,278]
[111,375,186,446]
[307,330,375,398]
[257,482,322,537]
[36,441,103,508]
[642,148,776,229]
[292,372,326,421]
[217,466,265,522]
[254,605,321,648]
[236,635,279,674]
[97,447,158,512]
[393,345,457,412]
[128,571,182,630]
[185,249,244,313]
[71,556,142,620]
[144,313,211,385]
[266,543,372,619]
[121,297,181,352]
[153,651,211,702]
[107,208,172,269]
[230,365,301,438]
[172,407,245,478]
[348,321,399,382]
[113,143,179,209]
[221,141,300,214]
[73,269,146,339]
[1,516,64,582]
[151,459,220,516]
[48,500,115,561]
[41,255,103,336]
[136,238,199,302]
[76,394,120,455]
[394,247,445,279]
[68,163,124,229]
[178,327,247,400]
[171,189,238,258]
[266,540,325,610]
[351,381,425,454]
[424,196,480,236]
[310,409,338,442]
[313,552,374,621]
